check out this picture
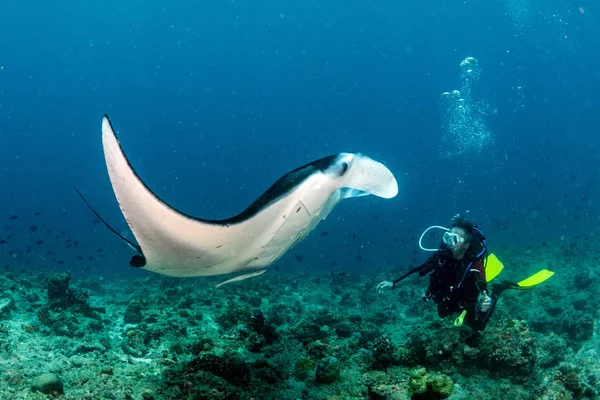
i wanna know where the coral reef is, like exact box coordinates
[0,240,598,399]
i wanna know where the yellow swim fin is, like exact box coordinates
[485,253,504,282]
[454,310,467,327]
[453,256,554,327]
[514,269,555,289]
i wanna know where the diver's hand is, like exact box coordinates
[377,281,393,292]
[480,291,492,312]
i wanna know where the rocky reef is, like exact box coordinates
[0,239,599,399]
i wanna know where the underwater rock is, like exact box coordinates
[315,356,341,384]
[141,389,155,400]
[121,329,147,357]
[333,321,353,338]
[478,319,536,382]
[186,353,250,386]
[536,332,568,368]
[66,287,90,310]
[30,373,64,395]
[0,297,13,319]
[163,369,242,400]
[251,359,284,385]
[123,299,144,324]
[368,384,410,400]
[47,272,71,308]
[372,335,396,367]
[360,370,392,391]
[294,357,316,380]
[215,303,252,330]
[539,381,574,400]
[4,368,22,386]
[100,366,114,375]
[294,321,329,344]
[249,310,276,341]
[72,341,107,355]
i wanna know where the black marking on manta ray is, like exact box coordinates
[104,114,345,226]
[299,200,312,216]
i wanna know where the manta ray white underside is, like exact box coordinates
[100,115,398,285]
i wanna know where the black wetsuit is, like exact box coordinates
[393,249,493,331]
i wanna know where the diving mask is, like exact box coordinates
[418,225,465,252]
[443,231,464,248]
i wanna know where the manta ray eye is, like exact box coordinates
[339,161,349,176]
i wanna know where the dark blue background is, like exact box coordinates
[1,0,599,279]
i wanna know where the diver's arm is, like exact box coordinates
[377,254,439,292]
[391,265,425,289]
[391,254,440,289]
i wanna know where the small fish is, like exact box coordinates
[8,215,18,220]
[76,256,83,260]
[29,225,38,233]
[73,241,79,247]
[88,256,95,261]
[34,240,43,245]
[356,255,362,261]
[34,212,42,216]
[92,219,101,225]
[320,232,329,237]
[0,240,6,244]
[295,255,303,262]
[97,248,103,252]
[57,260,64,265]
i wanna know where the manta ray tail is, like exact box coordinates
[73,186,142,254]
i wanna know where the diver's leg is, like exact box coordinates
[437,302,452,318]
[466,308,488,332]
[475,280,515,326]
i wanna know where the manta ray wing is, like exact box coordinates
[101,115,398,278]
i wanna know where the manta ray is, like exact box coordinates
[77,115,398,287]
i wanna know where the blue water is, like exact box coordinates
[1,0,599,279]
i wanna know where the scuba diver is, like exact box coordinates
[377,215,554,332]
